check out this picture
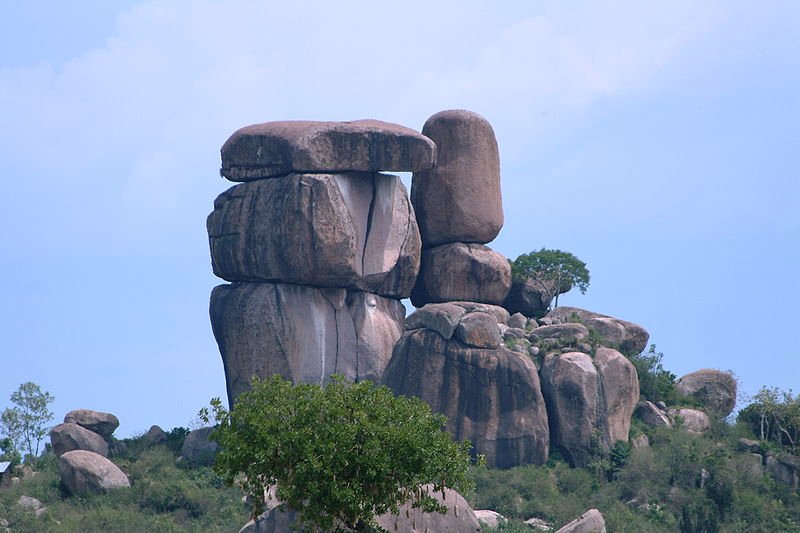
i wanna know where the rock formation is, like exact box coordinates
[676,369,737,419]
[540,348,639,467]
[63,409,120,440]
[210,119,425,404]
[239,486,480,533]
[382,304,550,468]
[181,427,219,466]
[58,450,130,495]
[50,423,109,458]
[410,110,510,307]
[546,307,649,356]
[555,509,607,533]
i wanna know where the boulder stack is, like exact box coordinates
[50,409,119,458]
[209,120,431,404]
[410,110,510,306]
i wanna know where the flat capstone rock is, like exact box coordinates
[220,120,436,180]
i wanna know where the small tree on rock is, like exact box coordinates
[511,248,590,310]
[1,382,55,463]
[202,375,474,532]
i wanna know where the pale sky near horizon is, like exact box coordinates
[1,1,798,438]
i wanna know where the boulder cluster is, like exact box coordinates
[49,409,130,495]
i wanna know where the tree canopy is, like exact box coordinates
[0,382,55,464]
[202,375,474,532]
[511,248,590,309]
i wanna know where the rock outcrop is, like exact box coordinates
[221,120,436,181]
[239,486,480,533]
[50,423,109,458]
[383,305,550,468]
[211,283,404,404]
[676,369,737,419]
[63,409,119,440]
[411,242,511,306]
[411,109,503,248]
[208,172,420,298]
[503,278,572,318]
[546,307,649,355]
[668,408,711,433]
[58,450,130,495]
[540,348,639,467]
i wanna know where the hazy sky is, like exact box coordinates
[2,1,798,437]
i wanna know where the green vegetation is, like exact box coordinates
[510,248,590,309]
[0,432,247,532]
[1,382,54,464]
[629,345,680,405]
[738,387,800,454]
[202,374,474,532]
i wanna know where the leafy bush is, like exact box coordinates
[628,345,679,404]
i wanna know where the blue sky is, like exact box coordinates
[1,1,798,437]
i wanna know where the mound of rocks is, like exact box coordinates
[383,303,550,468]
[546,307,649,356]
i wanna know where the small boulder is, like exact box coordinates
[50,423,109,457]
[16,495,44,517]
[528,323,590,343]
[63,409,119,440]
[556,509,606,533]
[411,109,503,248]
[58,450,130,495]
[508,313,528,330]
[503,278,571,318]
[635,401,672,429]
[455,312,502,349]
[669,408,711,433]
[676,369,737,419]
[221,119,436,180]
[411,243,511,306]
[405,303,467,340]
[475,509,506,528]
[181,427,219,466]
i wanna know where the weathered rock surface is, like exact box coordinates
[555,509,606,533]
[221,120,436,180]
[547,307,649,355]
[411,243,511,306]
[211,283,404,404]
[181,427,218,466]
[475,509,506,528]
[58,450,130,495]
[240,486,480,533]
[540,350,639,467]
[208,172,420,298]
[63,409,119,440]
[635,401,672,429]
[676,369,737,419]
[503,278,572,318]
[411,109,503,248]
[669,408,711,433]
[766,455,800,490]
[50,423,109,457]
[383,327,549,468]
[528,323,590,343]
[455,312,502,349]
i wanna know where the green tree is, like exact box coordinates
[738,387,800,454]
[202,375,474,532]
[629,345,678,404]
[510,248,590,310]
[1,382,55,463]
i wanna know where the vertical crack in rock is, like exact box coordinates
[361,175,377,277]
[594,361,610,452]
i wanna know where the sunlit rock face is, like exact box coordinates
[210,283,404,405]
[208,172,420,299]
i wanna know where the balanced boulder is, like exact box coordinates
[208,172,420,298]
[676,369,737,419]
[383,326,550,468]
[50,423,109,457]
[221,120,436,181]
[411,243,511,306]
[210,283,404,404]
[503,278,572,318]
[63,409,119,440]
[411,109,503,248]
[58,450,130,495]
